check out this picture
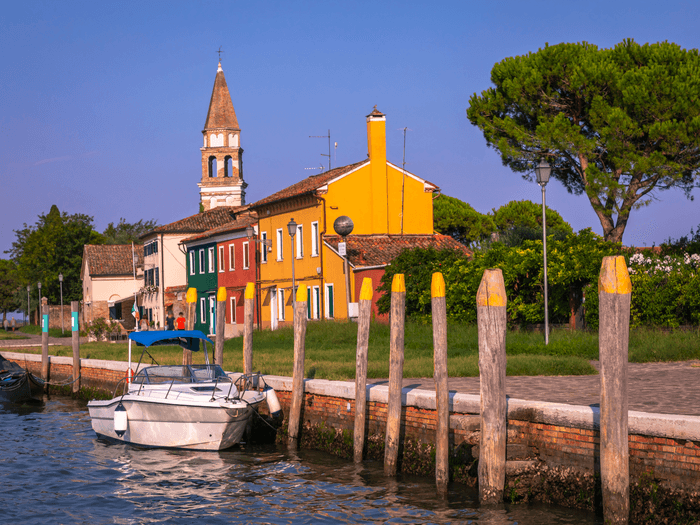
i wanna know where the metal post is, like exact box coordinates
[343,235,351,317]
[27,285,30,326]
[541,184,549,345]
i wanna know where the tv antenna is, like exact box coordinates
[310,129,331,171]
[304,163,325,173]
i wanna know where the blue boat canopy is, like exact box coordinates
[128,330,213,351]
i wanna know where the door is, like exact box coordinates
[270,288,278,331]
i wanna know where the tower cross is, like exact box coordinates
[217,46,224,61]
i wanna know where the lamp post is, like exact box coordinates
[27,285,30,326]
[59,273,64,334]
[333,216,354,318]
[37,282,42,329]
[534,159,551,345]
[287,218,298,309]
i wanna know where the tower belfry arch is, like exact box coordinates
[198,60,247,210]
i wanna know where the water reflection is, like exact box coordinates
[0,398,602,524]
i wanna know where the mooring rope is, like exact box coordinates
[42,374,82,386]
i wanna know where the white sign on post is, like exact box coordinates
[338,242,346,256]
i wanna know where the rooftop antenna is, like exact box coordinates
[334,141,337,167]
[217,46,224,62]
[399,127,412,235]
[310,129,331,171]
[304,163,325,174]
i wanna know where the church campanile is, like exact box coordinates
[198,61,246,210]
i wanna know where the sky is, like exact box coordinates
[1,0,699,259]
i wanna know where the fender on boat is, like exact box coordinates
[114,402,128,437]
[263,386,282,419]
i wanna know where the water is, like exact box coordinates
[0,397,602,524]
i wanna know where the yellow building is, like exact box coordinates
[250,107,465,328]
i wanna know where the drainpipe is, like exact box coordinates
[316,194,327,320]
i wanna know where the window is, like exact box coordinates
[325,284,334,318]
[276,229,283,261]
[243,242,250,269]
[296,225,303,258]
[230,296,237,324]
[218,246,225,272]
[306,287,312,319]
[208,247,215,273]
[228,244,235,271]
[155,267,159,287]
[278,288,285,321]
[200,297,206,324]
[199,249,205,274]
[311,222,319,257]
[189,251,195,276]
[261,232,268,263]
[109,303,122,320]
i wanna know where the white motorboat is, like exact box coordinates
[87,330,281,451]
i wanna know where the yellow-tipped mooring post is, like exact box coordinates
[431,272,449,489]
[184,287,197,365]
[384,274,406,476]
[215,287,227,366]
[353,277,374,463]
[288,285,308,449]
[243,283,255,375]
[476,268,507,504]
[599,256,631,524]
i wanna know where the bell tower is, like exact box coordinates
[198,61,247,210]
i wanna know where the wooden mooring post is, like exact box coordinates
[184,287,196,365]
[243,282,255,375]
[353,277,373,463]
[431,273,449,489]
[215,287,226,366]
[288,285,308,449]
[71,300,80,394]
[41,299,49,391]
[599,256,631,524]
[477,269,507,504]
[384,274,405,476]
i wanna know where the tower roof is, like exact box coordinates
[204,62,239,131]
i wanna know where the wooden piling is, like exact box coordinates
[353,277,373,463]
[41,300,49,389]
[431,273,449,488]
[287,285,308,449]
[71,301,80,394]
[599,255,631,524]
[384,274,406,476]
[184,287,197,366]
[215,287,226,366]
[243,282,255,375]
[476,269,507,504]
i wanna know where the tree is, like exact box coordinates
[467,39,700,243]
[103,218,159,244]
[433,194,495,247]
[0,259,20,322]
[491,200,573,246]
[7,205,103,305]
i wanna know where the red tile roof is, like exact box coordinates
[323,234,472,268]
[83,244,143,277]
[142,206,245,237]
[249,160,368,208]
[180,211,258,243]
[204,63,239,130]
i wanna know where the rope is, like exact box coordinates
[42,374,81,387]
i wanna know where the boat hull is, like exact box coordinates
[0,370,44,404]
[88,396,256,450]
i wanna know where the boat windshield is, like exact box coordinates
[133,364,228,385]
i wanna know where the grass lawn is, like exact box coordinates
[19,321,699,381]
[19,325,72,338]
[0,332,29,340]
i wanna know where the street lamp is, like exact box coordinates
[59,273,64,334]
[27,285,30,326]
[534,159,552,345]
[287,218,297,309]
[37,282,42,330]
[333,216,354,318]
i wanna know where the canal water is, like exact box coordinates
[0,397,602,524]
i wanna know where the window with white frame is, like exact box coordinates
[208,247,215,273]
[325,284,334,318]
[243,242,250,269]
[261,232,268,263]
[278,288,285,321]
[311,221,319,257]
[200,297,206,324]
[276,229,283,261]
[230,296,237,324]
[296,225,303,258]
[228,243,235,271]
[189,251,195,276]
[218,246,225,272]
[199,249,205,274]
[312,285,320,319]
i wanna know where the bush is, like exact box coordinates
[84,317,121,340]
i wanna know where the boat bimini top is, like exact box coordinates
[127,330,215,374]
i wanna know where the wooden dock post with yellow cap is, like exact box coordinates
[243,282,255,375]
[431,273,449,488]
[599,256,631,525]
[476,268,507,504]
[288,285,308,449]
[215,287,227,366]
[384,274,405,476]
[353,277,374,463]
[184,287,197,366]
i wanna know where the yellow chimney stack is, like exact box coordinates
[366,106,388,233]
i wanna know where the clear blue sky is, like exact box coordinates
[2,0,699,257]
